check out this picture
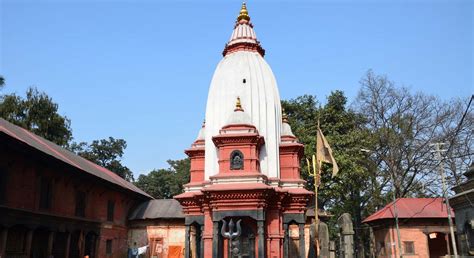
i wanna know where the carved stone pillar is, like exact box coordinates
[257,221,265,258]
[319,222,330,258]
[200,224,204,258]
[298,223,305,258]
[185,225,190,258]
[337,213,354,258]
[283,223,289,258]
[212,221,219,258]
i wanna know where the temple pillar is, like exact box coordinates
[200,224,204,258]
[0,227,7,258]
[185,225,190,258]
[212,221,220,258]
[257,220,265,258]
[202,209,213,258]
[298,223,305,258]
[283,223,289,258]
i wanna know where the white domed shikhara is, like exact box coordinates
[204,3,282,179]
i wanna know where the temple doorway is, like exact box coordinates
[190,222,202,258]
[31,228,49,258]
[223,217,256,258]
[84,231,98,258]
[427,232,452,258]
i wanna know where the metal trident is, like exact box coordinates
[221,219,242,240]
[221,219,242,256]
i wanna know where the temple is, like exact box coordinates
[175,3,313,258]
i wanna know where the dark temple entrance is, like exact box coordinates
[226,218,256,258]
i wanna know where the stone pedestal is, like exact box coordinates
[337,213,354,258]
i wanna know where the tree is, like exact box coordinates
[71,137,134,182]
[0,87,72,146]
[283,92,379,255]
[0,85,135,181]
[356,70,473,198]
[134,158,190,199]
[0,76,4,89]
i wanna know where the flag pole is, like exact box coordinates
[314,114,321,256]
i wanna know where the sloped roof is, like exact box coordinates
[128,199,184,220]
[363,198,454,223]
[0,118,151,199]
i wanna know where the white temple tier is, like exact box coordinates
[205,41,282,178]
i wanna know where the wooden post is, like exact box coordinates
[47,231,54,258]
[445,233,451,256]
[65,232,71,258]
[79,231,84,258]
[0,227,8,258]
[25,229,34,258]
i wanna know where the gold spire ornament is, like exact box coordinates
[237,2,250,22]
[234,97,244,111]
[282,109,289,123]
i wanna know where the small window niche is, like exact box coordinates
[230,150,244,170]
[403,241,415,255]
[107,200,115,222]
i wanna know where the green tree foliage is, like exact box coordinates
[0,76,4,88]
[0,83,135,182]
[0,87,72,146]
[134,158,190,199]
[283,72,472,256]
[70,137,134,182]
[282,92,383,247]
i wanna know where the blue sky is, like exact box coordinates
[1,0,472,178]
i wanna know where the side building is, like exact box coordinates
[450,163,474,256]
[0,118,152,258]
[128,199,186,258]
[363,198,456,258]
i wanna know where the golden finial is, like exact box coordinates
[237,2,250,22]
[282,108,289,123]
[234,97,244,111]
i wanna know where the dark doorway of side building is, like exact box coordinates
[427,232,454,258]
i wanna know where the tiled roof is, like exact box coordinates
[128,199,184,220]
[363,198,454,223]
[0,118,152,199]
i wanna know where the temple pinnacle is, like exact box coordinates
[237,2,250,22]
[282,109,289,123]
[234,97,244,112]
